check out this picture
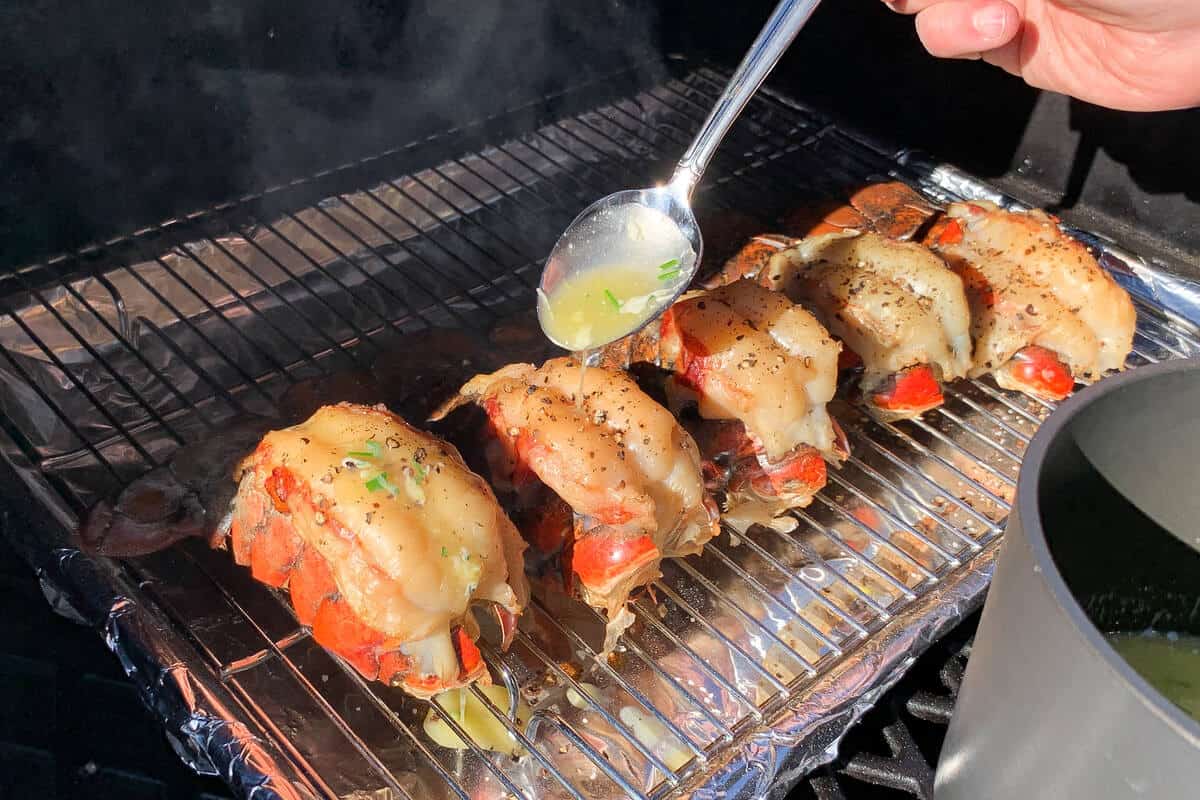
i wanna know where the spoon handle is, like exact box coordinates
[670,0,822,198]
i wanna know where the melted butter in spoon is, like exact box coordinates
[537,260,687,353]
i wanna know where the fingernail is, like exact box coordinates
[972,7,1009,40]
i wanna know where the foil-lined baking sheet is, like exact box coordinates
[2,65,1199,800]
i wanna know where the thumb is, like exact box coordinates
[913,0,1021,59]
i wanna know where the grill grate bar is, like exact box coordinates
[425,164,548,261]
[136,318,275,421]
[809,492,939,583]
[465,681,591,800]
[306,196,495,329]
[840,452,988,550]
[670,74,874,198]
[589,102,766,210]
[419,692,540,800]
[528,600,708,764]
[1135,345,1162,363]
[0,291,163,466]
[219,212,408,346]
[790,507,917,604]
[406,170,541,278]
[702,540,845,656]
[0,339,123,488]
[629,598,763,718]
[824,470,962,567]
[532,710,653,800]
[709,532,874,638]
[848,449,997,542]
[187,226,382,366]
[651,577,791,693]
[12,274,198,448]
[233,212,420,342]
[446,154,564,224]
[489,142,589,209]
[672,556,820,677]
[80,274,231,432]
[521,131,626,202]
[163,230,353,373]
[354,182,521,311]
[639,83,838,200]
[649,79,826,185]
[586,610,737,742]
[375,176,535,290]
[120,254,292,403]
[864,420,1012,517]
[955,379,1045,427]
[928,406,1025,465]
[940,388,1034,445]
[1137,314,1198,356]
[125,238,301,381]
[905,417,1017,490]
[513,624,682,788]
[1133,326,1182,359]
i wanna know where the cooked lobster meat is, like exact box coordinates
[431,358,719,652]
[715,183,942,285]
[229,402,529,697]
[652,279,847,511]
[930,200,1136,399]
[791,182,939,241]
[758,231,973,420]
[720,180,1136,405]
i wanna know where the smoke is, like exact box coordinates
[0,0,663,269]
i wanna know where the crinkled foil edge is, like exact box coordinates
[27,540,320,800]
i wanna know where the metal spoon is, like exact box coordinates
[537,0,823,351]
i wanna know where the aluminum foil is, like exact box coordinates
[20,547,321,800]
[1,65,1199,800]
[898,154,1200,326]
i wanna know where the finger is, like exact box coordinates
[881,0,945,15]
[914,0,1021,60]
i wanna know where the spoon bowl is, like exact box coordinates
[536,184,701,351]
[535,0,822,352]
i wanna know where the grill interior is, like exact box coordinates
[2,62,1198,799]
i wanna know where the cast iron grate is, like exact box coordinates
[790,615,974,800]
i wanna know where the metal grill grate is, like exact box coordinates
[1,64,1198,800]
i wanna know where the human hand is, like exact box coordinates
[882,0,1200,111]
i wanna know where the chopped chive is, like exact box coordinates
[365,472,398,494]
[411,459,427,485]
[657,268,681,282]
[655,258,680,273]
[603,289,621,310]
[441,546,449,557]
[347,440,383,460]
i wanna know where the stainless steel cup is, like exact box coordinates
[935,358,1200,799]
